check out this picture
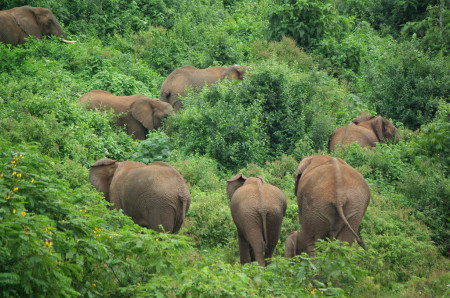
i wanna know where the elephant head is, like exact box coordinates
[329,115,400,151]
[221,65,247,81]
[89,158,119,203]
[352,115,400,144]
[1,6,76,46]
[130,97,173,132]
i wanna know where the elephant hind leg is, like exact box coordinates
[247,234,265,266]
[238,235,252,265]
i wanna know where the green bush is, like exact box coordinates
[164,82,268,172]
[268,0,354,51]
[131,131,172,164]
[357,38,450,130]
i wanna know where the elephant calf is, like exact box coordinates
[288,155,370,257]
[160,65,247,111]
[227,174,287,266]
[89,158,191,234]
[78,90,173,140]
[329,115,400,151]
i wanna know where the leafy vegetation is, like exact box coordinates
[0,0,448,296]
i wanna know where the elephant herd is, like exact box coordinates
[2,6,402,266]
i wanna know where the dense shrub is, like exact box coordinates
[165,60,367,171]
[267,0,354,51]
[357,38,450,130]
[335,0,435,35]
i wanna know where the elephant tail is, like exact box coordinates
[262,210,268,250]
[335,203,367,250]
[180,196,188,229]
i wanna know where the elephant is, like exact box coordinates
[288,155,370,257]
[89,158,191,234]
[160,65,247,111]
[227,174,287,266]
[78,90,173,140]
[0,6,76,47]
[329,115,400,151]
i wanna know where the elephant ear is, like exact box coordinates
[352,115,374,125]
[221,65,247,80]
[256,175,266,184]
[294,156,315,196]
[131,97,154,130]
[12,6,42,38]
[226,174,247,200]
[89,158,118,202]
[371,116,386,142]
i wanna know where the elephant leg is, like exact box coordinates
[238,234,251,265]
[264,213,282,261]
[247,233,265,266]
[145,204,176,233]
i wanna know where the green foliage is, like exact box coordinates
[166,61,364,171]
[250,37,314,71]
[0,140,194,296]
[357,38,450,130]
[131,131,171,164]
[164,82,268,172]
[401,3,450,55]
[268,0,354,51]
[411,101,450,170]
[335,0,435,35]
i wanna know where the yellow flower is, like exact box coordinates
[11,160,15,164]
[30,178,34,183]
[92,283,96,287]
[13,209,16,214]
[19,154,23,158]
[17,173,22,178]
[21,211,26,217]
[137,281,141,286]
[13,186,18,192]
[46,240,52,247]
[6,195,10,200]
[12,171,16,176]
[0,173,3,177]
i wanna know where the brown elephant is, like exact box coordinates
[78,90,173,140]
[227,174,287,266]
[160,65,247,111]
[329,115,400,151]
[0,6,75,47]
[89,158,191,233]
[287,155,370,257]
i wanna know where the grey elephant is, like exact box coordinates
[287,155,370,257]
[329,115,400,151]
[78,90,173,140]
[0,6,75,47]
[89,158,191,233]
[227,174,287,266]
[160,65,247,111]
